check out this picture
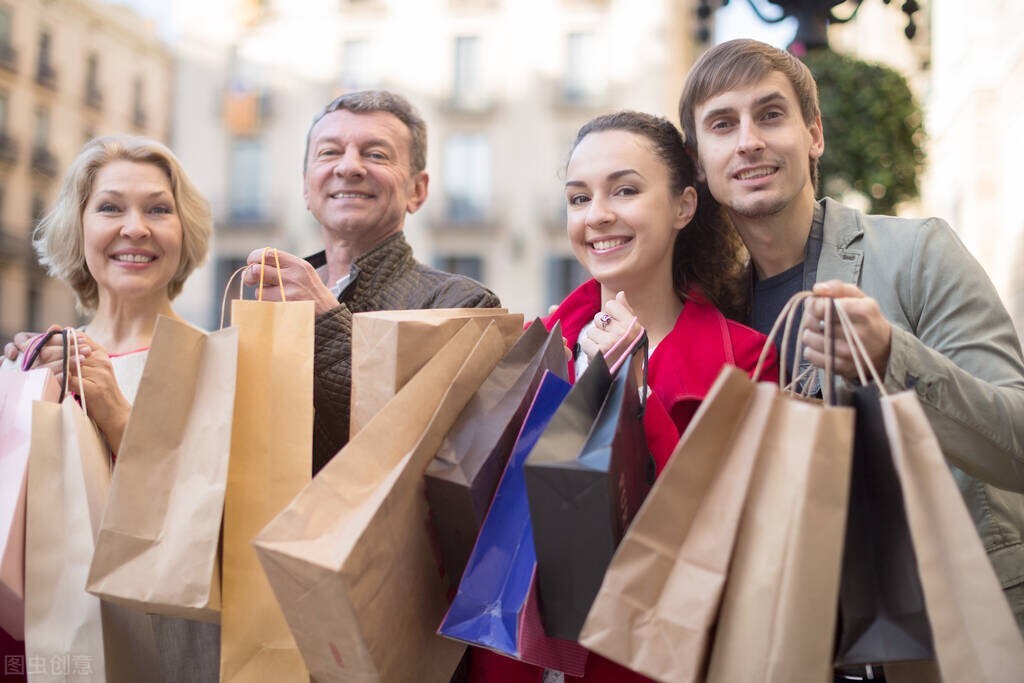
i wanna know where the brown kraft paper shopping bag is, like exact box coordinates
[579,365,776,683]
[706,294,855,683]
[25,392,160,682]
[349,308,522,437]
[883,392,1024,681]
[254,319,507,683]
[88,315,237,622]
[220,298,313,683]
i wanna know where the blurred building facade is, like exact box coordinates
[149,0,703,327]
[0,0,171,343]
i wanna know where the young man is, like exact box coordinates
[244,90,499,473]
[679,36,1024,650]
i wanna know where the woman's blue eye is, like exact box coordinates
[99,203,119,212]
[151,205,173,214]
[568,194,590,206]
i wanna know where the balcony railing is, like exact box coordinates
[31,146,58,177]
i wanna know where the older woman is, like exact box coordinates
[3,134,217,683]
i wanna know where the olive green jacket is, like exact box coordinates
[816,198,1024,626]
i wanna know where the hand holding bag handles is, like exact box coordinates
[830,302,1024,682]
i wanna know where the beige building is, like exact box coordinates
[156,0,702,327]
[0,0,171,343]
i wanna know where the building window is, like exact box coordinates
[340,39,374,90]
[434,254,483,282]
[32,107,48,150]
[132,77,146,128]
[31,109,56,176]
[563,31,603,106]
[228,138,264,223]
[36,30,55,87]
[85,53,102,108]
[452,35,483,109]
[443,133,490,224]
[547,255,587,305]
[0,90,12,162]
[0,4,15,71]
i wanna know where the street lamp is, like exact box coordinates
[695,0,921,52]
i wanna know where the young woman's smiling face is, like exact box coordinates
[565,130,695,294]
[82,160,182,307]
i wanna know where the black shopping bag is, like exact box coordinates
[425,320,567,590]
[524,334,652,640]
[834,383,935,666]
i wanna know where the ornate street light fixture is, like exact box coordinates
[695,0,921,52]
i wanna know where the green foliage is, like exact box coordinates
[802,48,926,215]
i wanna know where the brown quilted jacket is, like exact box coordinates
[308,232,500,473]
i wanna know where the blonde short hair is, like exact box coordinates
[33,135,212,312]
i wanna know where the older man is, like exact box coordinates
[245,90,499,473]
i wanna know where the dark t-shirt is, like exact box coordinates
[748,200,826,382]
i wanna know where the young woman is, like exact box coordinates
[469,111,778,683]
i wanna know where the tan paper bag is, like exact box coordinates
[25,398,161,682]
[884,392,1024,682]
[1,367,60,640]
[220,299,313,683]
[705,386,854,682]
[579,366,776,682]
[87,315,238,622]
[254,319,507,683]
[350,308,523,436]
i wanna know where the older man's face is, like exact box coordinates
[303,109,427,255]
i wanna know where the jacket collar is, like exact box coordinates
[816,197,865,286]
[306,232,415,303]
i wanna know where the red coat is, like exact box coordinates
[469,279,778,683]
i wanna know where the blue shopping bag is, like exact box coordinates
[438,371,588,676]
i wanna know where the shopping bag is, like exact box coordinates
[578,362,777,682]
[439,370,588,675]
[220,288,314,683]
[0,364,59,641]
[87,315,238,622]
[24,331,161,682]
[706,294,855,683]
[425,319,567,590]
[884,391,1024,681]
[818,302,1024,682]
[349,308,523,436]
[834,382,934,665]
[254,319,507,683]
[524,332,652,641]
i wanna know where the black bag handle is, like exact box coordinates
[21,328,69,403]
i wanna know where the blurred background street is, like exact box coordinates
[0,0,1020,338]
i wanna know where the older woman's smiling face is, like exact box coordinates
[82,160,183,308]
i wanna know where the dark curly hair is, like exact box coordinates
[570,111,749,320]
